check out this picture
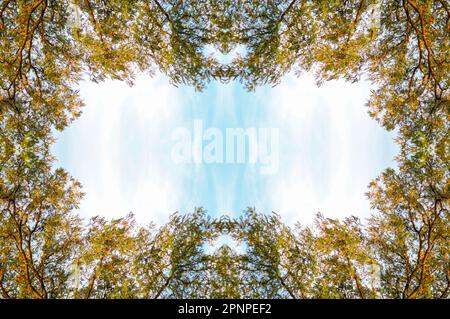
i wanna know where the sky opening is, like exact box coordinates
[52,71,398,225]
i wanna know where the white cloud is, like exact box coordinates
[53,73,186,225]
[261,73,398,225]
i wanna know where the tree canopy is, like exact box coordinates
[0,0,448,298]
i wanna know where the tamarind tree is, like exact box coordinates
[1,0,448,298]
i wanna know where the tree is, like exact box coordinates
[0,167,83,298]
[234,209,378,299]
[232,207,448,298]
[1,0,448,299]
[368,167,449,298]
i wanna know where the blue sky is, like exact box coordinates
[52,70,398,225]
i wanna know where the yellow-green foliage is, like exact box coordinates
[0,0,448,299]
